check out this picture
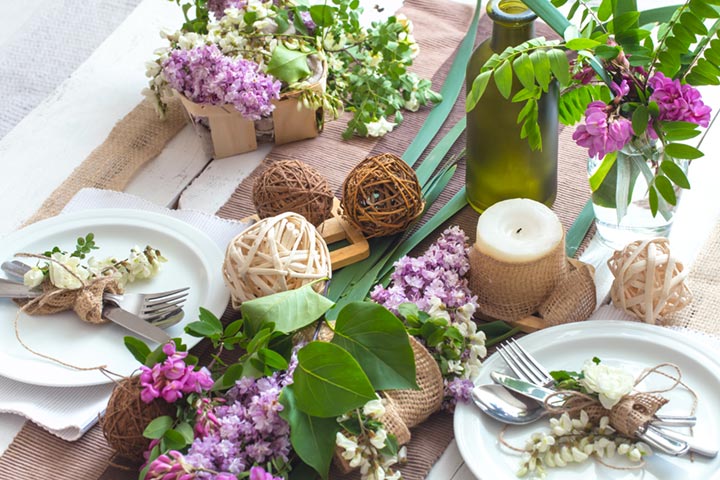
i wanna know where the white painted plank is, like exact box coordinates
[0,0,183,236]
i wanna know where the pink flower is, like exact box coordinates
[572,101,633,158]
[139,342,213,404]
[249,466,283,480]
[648,72,712,127]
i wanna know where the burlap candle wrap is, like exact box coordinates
[468,233,568,322]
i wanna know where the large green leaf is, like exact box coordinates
[331,302,417,391]
[665,142,704,159]
[292,342,376,417]
[241,283,334,336]
[267,45,311,84]
[279,386,339,480]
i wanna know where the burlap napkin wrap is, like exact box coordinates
[468,233,595,323]
[14,277,122,324]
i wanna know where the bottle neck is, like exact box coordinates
[490,22,535,52]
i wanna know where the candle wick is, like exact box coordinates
[516,228,522,234]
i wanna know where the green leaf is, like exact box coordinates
[665,143,704,159]
[185,320,221,338]
[163,429,188,451]
[292,342,376,417]
[466,71,491,112]
[124,336,150,365]
[589,151,617,192]
[175,422,194,444]
[631,106,649,136]
[566,200,595,258]
[655,174,677,205]
[259,347,290,370]
[212,362,244,391]
[241,283,334,336]
[660,161,691,189]
[512,53,535,89]
[279,386,339,480]
[530,50,552,90]
[690,0,720,18]
[565,38,601,50]
[198,307,223,332]
[547,49,571,87]
[331,302,417,391]
[309,4,336,27]
[143,416,174,440]
[649,185,659,216]
[494,60,513,99]
[267,45,311,84]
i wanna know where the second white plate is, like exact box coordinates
[0,209,229,387]
[454,321,720,480]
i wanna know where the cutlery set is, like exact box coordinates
[474,340,718,458]
[0,260,188,344]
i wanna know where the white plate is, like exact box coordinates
[454,321,720,480]
[0,209,229,387]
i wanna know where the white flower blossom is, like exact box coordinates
[48,252,90,289]
[363,398,385,419]
[365,117,396,137]
[426,296,451,322]
[23,267,45,289]
[580,361,635,409]
[336,432,358,459]
[370,428,387,449]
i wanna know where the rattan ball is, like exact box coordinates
[223,212,332,308]
[608,238,692,324]
[100,376,174,459]
[253,159,334,227]
[342,153,424,238]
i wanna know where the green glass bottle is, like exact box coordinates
[465,0,558,213]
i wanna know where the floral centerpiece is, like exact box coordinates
[466,0,720,244]
[146,0,442,141]
[104,227,510,480]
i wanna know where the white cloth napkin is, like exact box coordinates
[0,188,250,441]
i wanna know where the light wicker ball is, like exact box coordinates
[342,153,424,238]
[608,237,692,324]
[223,212,332,308]
[252,159,334,227]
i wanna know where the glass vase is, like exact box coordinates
[588,138,688,249]
[465,0,559,213]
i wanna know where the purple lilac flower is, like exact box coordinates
[208,0,247,18]
[572,101,634,158]
[442,378,474,412]
[648,72,712,127]
[180,350,298,477]
[139,343,213,404]
[162,44,281,120]
[371,227,478,320]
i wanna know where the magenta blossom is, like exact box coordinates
[572,101,633,158]
[144,450,193,480]
[249,466,283,480]
[648,72,712,127]
[139,343,214,404]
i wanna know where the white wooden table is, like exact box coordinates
[1,1,718,478]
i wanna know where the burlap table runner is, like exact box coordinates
[0,1,594,478]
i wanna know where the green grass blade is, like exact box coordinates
[402,0,481,167]
[565,200,595,258]
[415,118,466,187]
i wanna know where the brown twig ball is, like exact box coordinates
[342,153,424,238]
[253,159,334,227]
[100,376,174,459]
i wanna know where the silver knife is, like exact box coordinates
[103,304,171,344]
[0,278,40,298]
[491,371,716,457]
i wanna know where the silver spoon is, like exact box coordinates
[471,384,547,425]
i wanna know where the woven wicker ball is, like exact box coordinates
[253,159,334,227]
[608,238,692,324]
[100,376,174,459]
[342,153,424,238]
[223,212,332,308]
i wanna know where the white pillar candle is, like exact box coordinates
[475,198,563,263]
